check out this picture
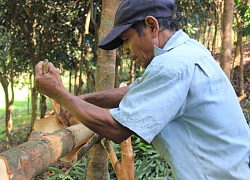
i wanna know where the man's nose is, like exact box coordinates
[122,42,130,55]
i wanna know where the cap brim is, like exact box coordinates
[98,24,132,50]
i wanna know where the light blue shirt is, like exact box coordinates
[110,30,250,179]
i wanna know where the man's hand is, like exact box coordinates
[35,61,66,100]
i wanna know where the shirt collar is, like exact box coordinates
[154,29,190,57]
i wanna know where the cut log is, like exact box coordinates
[0,116,97,179]
[34,115,98,163]
[0,128,75,180]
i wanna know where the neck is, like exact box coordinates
[158,30,176,48]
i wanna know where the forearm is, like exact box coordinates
[34,62,132,143]
[78,86,129,108]
[54,88,132,143]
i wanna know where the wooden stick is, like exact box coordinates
[42,59,49,74]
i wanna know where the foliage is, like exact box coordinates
[183,23,198,36]
[242,4,250,37]
[234,0,250,37]
[0,0,102,86]
[40,135,173,180]
[45,158,87,180]
[178,0,217,38]
[132,138,173,180]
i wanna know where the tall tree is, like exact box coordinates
[0,3,18,148]
[220,0,234,78]
[232,0,249,98]
[86,0,121,179]
[0,33,14,149]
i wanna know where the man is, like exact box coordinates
[35,0,250,179]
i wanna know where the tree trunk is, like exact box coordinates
[220,0,234,78]
[27,73,32,114]
[69,70,72,93]
[1,81,13,149]
[234,12,244,95]
[31,87,38,131]
[129,60,135,83]
[212,6,219,55]
[74,58,81,95]
[115,53,121,88]
[233,0,249,97]
[39,94,47,118]
[86,0,121,179]
[0,27,16,149]
[86,60,95,93]
[0,115,97,180]
[0,129,75,180]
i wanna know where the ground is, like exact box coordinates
[0,43,250,179]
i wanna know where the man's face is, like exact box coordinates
[120,28,155,68]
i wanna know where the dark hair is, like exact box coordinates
[131,17,180,36]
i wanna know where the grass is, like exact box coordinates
[0,85,53,141]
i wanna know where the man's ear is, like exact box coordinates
[145,16,159,38]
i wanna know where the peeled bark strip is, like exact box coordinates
[34,115,67,133]
[120,137,135,180]
[102,139,123,178]
[102,138,135,180]
[61,133,101,164]
[0,129,75,180]
[49,99,71,126]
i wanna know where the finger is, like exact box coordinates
[35,61,44,75]
[47,62,59,73]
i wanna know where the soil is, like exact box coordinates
[0,43,250,179]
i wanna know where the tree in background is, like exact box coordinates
[0,29,14,149]
[232,0,249,99]
[86,0,121,179]
[220,0,234,78]
[0,2,24,148]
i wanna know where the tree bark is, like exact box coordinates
[86,0,121,179]
[235,11,244,96]
[1,77,13,150]
[220,0,234,78]
[233,0,249,97]
[31,87,38,131]
[39,94,47,118]
[0,25,16,149]
[102,138,135,180]
[0,128,75,180]
[212,1,220,55]
[0,116,97,180]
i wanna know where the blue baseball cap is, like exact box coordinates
[98,0,181,50]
